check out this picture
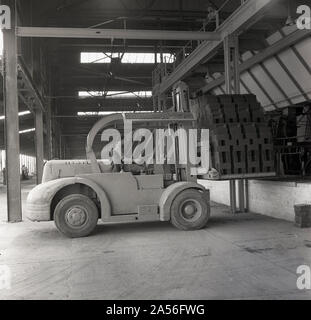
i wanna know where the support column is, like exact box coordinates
[224,36,233,94]
[35,109,44,184]
[229,180,237,214]
[224,33,247,214]
[3,0,22,222]
[224,34,240,93]
[63,137,66,159]
[46,100,53,159]
[59,135,62,159]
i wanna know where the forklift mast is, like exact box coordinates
[85,112,209,183]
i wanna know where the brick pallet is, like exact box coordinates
[190,93,275,178]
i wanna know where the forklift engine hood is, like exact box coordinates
[42,159,115,183]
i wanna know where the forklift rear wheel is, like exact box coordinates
[54,194,99,238]
[170,189,209,231]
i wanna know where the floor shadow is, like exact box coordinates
[92,220,174,236]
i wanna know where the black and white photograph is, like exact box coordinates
[0,0,311,306]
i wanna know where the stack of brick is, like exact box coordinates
[210,125,232,176]
[191,93,274,177]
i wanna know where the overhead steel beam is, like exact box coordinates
[17,59,46,112]
[0,60,45,113]
[157,0,273,94]
[201,29,311,93]
[16,27,221,41]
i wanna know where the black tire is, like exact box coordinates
[54,194,99,238]
[170,189,210,231]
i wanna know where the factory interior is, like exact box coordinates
[0,0,311,300]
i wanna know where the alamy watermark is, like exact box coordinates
[0,5,11,29]
[296,265,311,290]
[100,120,209,175]
[297,5,311,29]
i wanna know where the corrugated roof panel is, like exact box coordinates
[239,82,249,94]
[250,64,287,108]
[204,27,310,111]
[262,57,299,106]
[277,49,311,100]
[240,72,272,108]
[294,38,311,72]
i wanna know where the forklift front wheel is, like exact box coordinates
[54,194,99,238]
[170,189,210,231]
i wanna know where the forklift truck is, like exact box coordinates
[26,112,211,237]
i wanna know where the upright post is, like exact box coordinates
[224,34,247,213]
[35,108,44,184]
[3,0,22,222]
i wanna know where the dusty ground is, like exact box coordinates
[0,180,34,222]
[0,182,310,300]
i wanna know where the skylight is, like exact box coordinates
[78,91,152,99]
[19,128,35,134]
[0,110,31,121]
[77,111,153,117]
[81,52,175,64]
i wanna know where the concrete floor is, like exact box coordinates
[0,180,34,222]
[0,183,311,300]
